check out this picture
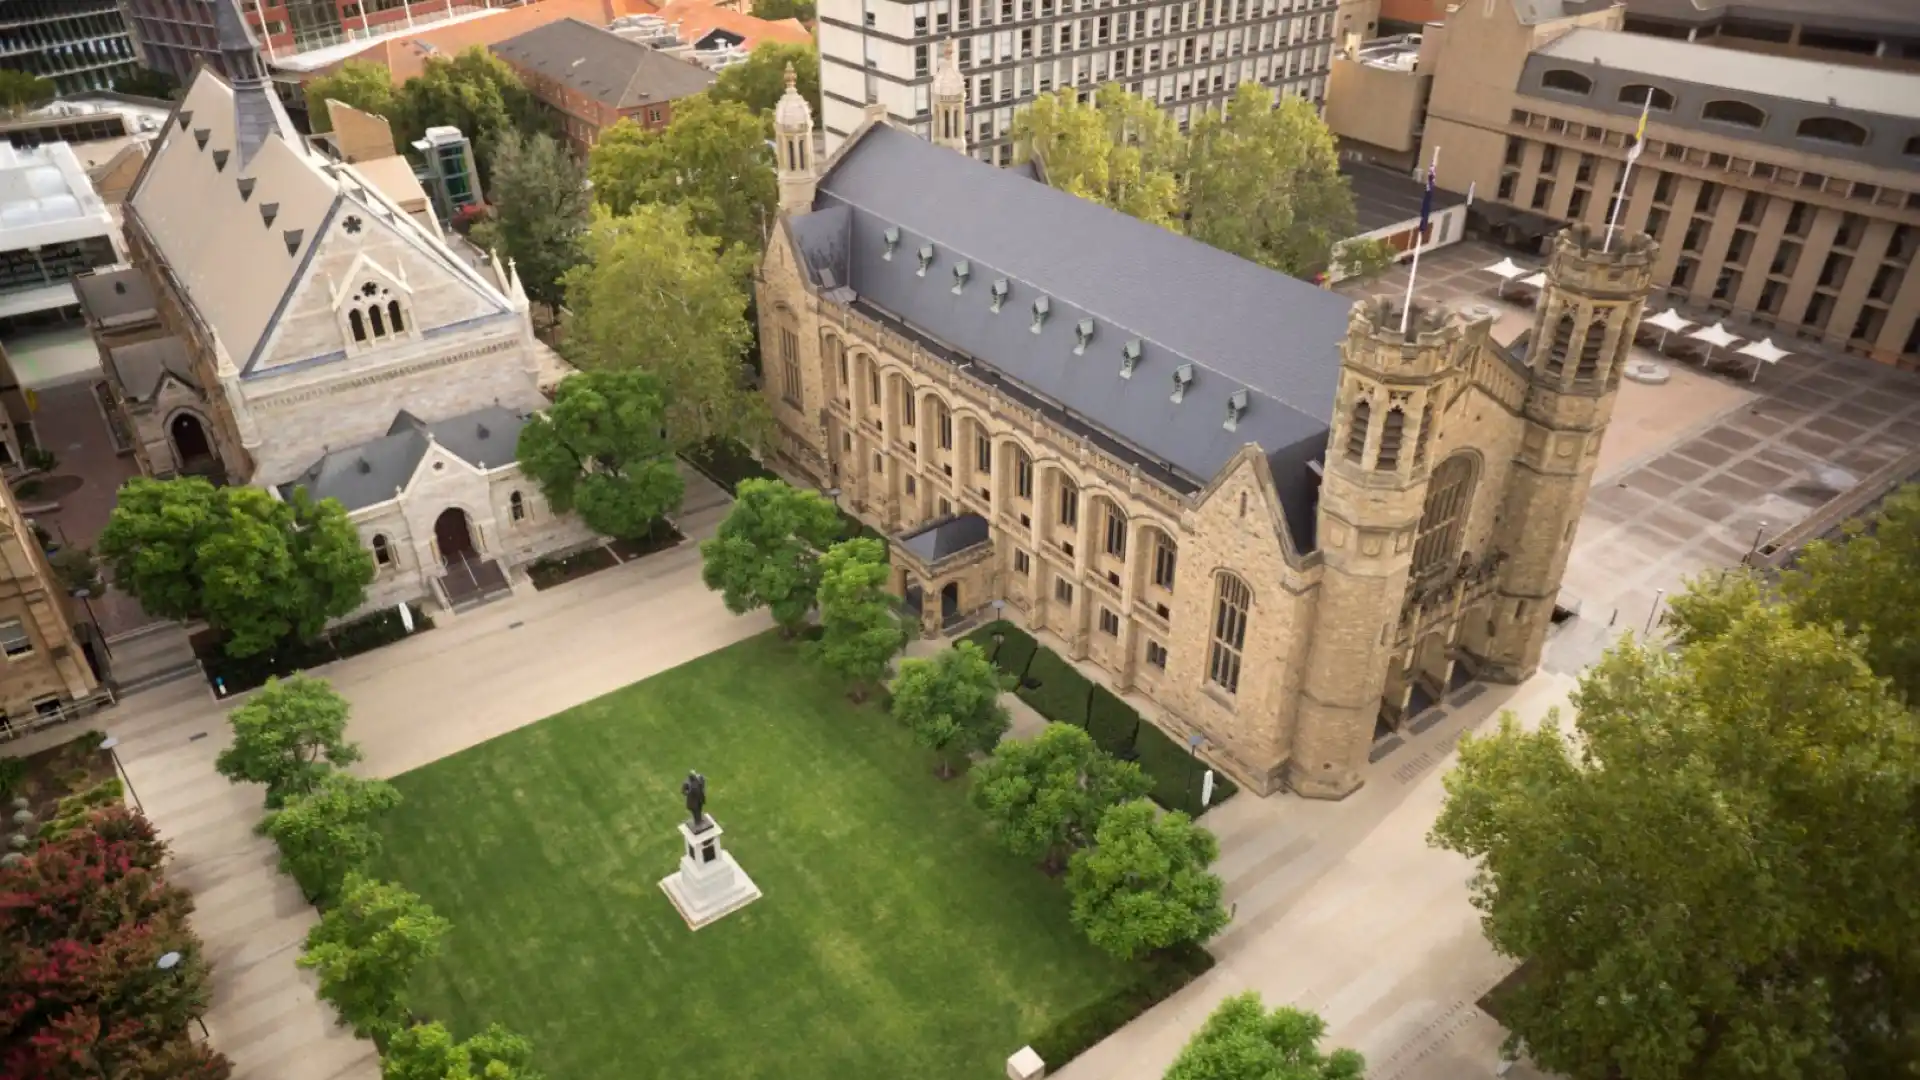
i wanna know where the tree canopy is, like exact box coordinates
[710,43,822,119]
[304,49,542,184]
[751,0,816,22]
[483,129,588,311]
[587,97,777,258]
[98,478,375,658]
[1164,993,1365,1080]
[215,674,362,808]
[260,772,402,907]
[1011,85,1184,229]
[560,204,764,450]
[382,1021,543,1080]
[813,538,907,702]
[1431,573,1920,1080]
[699,478,844,636]
[299,875,450,1041]
[889,641,1010,777]
[0,71,56,114]
[515,367,685,540]
[1067,799,1228,960]
[303,60,402,136]
[1777,483,1920,702]
[970,722,1150,872]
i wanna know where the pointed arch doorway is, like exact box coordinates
[433,507,477,566]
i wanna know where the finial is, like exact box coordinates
[783,63,797,91]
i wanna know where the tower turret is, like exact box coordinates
[1484,223,1656,679]
[930,40,968,154]
[1293,298,1469,799]
[774,64,817,216]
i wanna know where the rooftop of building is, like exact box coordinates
[645,2,811,51]
[491,16,716,108]
[1344,162,1469,233]
[286,0,659,85]
[268,6,513,75]
[0,142,111,237]
[1509,0,1617,27]
[279,406,530,511]
[73,267,158,327]
[107,336,198,404]
[1348,33,1425,72]
[1624,0,1920,34]
[1536,25,1920,119]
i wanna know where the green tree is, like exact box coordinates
[485,129,588,311]
[1011,85,1184,229]
[112,68,180,101]
[400,48,544,183]
[587,97,776,257]
[751,0,816,22]
[215,675,361,808]
[1779,483,1920,702]
[0,71,56,114]
[971,722,1150,872]
[515,368,685,540]
[383,1021,542,1080]
[258,772,401,907]
[1067,799,1227,960]
[96,475,223,622]
[1430,584,1920,1080]
[710,43,821,119]
[1334,236,1398,283]
[561,204,764,450]
[1186,84,1362,277]
[303,60,401,135]
[888,640,1011,777]
[700,479,844,637]
[811,538,907,703]
[298,875,450,1041]
[1164,992,1365,1080]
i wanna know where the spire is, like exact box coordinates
[773,62,813,134]
[214,0,295,167]
[774,63,818,215]
[930,41,968,154]
[505,257,529,309]
[489,247,508,289]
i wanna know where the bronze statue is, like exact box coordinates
[682,771,708,830]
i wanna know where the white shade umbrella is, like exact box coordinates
[1642,307,1693,351]
[1687,321,1741,365]
[1482,257,1530,299]
[1518,272,1548,289]
[1736,337,1792,383]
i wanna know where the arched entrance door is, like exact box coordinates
[433,508,477,566]
[169,413,211,466]
[940,582,960,621]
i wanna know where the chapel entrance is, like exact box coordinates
[169,413,212,467]
[433,507,477,565]
[940,581,960,622]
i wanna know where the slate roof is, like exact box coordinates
[793,124,1355,547]
[73,269,158,327]
[278,405,529,511]
[899,513,992,564]
[1624,0,1920,33]
[107,337,197,404]
[491,18,715,110]
[1344,162,1469,234]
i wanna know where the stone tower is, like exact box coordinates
[1293,299,1468,799]
[1484,224,1655,680]
[930,40,967,153]
[773,64,817,215]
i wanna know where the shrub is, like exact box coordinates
[683,436,777,495]
[1085,684,1138,756]
[963,620,1040,680]
[1027,943,1214,1067]
[199,603,432,695]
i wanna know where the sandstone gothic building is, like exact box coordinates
[755,57,1656,798]
[82,0,592,615]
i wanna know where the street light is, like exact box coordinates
[156,952,210,1040]
[72,586,111,662]
[97,737,142,813]
[1187,733,1206,814]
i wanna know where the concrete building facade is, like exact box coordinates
[1322,0,1920,366]
[0,0,139,95]
[0,478,103,739]
[756,72,1653,797]
[0,141,123,337]
[817,0,1345,164]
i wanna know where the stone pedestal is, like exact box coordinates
[1007,1045,1046,1079]
[659,817,762,930]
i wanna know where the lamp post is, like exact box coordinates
[71,587,110,662]
[156,952,210,1040]
[1644,588,1665,636]
[1748,520,1769,559]
[1187,733,1205,815]
[989,599,1006,662]
[97,737,142,813]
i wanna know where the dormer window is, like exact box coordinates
[1073,318,1095,355]
[916,244,934,276]
[1031,295,1050,333]
[990,278,1009,312]
[345,278,409,348]
[1224,389,1249,431]
[1120,338,1142,378]
[1170,363,1194,403]
[882,226,900,259]
[952,259,971,294]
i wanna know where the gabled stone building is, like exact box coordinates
[755,57,1656,798]
[91,0,593,613]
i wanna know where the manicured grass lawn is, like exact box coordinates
[370,633,1132,1080]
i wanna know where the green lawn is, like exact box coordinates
[370,633,1132,1080]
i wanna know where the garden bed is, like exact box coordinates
[959,621,1239,813]
[682,437,778,496]
[527,545,619,590]
[609,520,686,561]
[0,730,114,820]
[192,603,435,696]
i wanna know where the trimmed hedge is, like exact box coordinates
[1136,718,1239,813]
[682,437,777,496]
[1028,943,1216,1067]
[197,603,434,696]
[961,620,1039,681]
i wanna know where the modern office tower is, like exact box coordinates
[0,1,139,95]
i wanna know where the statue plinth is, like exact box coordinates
[659,816,762,930]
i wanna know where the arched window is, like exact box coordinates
[1413,454,1477,577]
[1575,320,1608,380]
[1208,573,1252,695]
[1102,501,1127,558]
[1150,530,1177,591]
[371,534,392,566]
[369,304,386,337]
[1376,407,1406,471]
[1413,402,1434,467]
[349,308,366,342]
[509,491,526,522]
[1541,68,1593,96]
[1543,313,1577,377]
[1618,83,1675,111]
[1345,397,1370,462]
[388,299,405,333]
[1013,445,1034,499]
[1702,99,1766,129]
[1796,116,1869,147]
[1907,135,1920,158]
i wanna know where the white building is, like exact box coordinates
[0,142,121,335]
[817,0,1349,164]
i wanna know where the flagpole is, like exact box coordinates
[1604,89,1654,253]
[1400,146,1438,336]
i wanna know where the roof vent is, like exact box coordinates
[951,259,970,294]
[211,149,229,172]
[1224,389,1249,431]
[355,458,371,475]
[260,202,279,227]
[237,177,255,201]
[1170,363,1194,403]
[193,128,210,150]
[176,110,193,131]
[1030,295,1050,333]
[476,423,490,439]
[989,278,1009,312]
[113,280,126,295]
[1073,318,1095,355]
[881,226,900,259]
[283,229,304,255]
[1120,338,1141,378]
[916,244,934,276]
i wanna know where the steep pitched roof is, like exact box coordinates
[107,337,198,404]
[279,405,529,511]
[491,17,715,109]
[654,1,811,50]
[798,125,1354,499]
